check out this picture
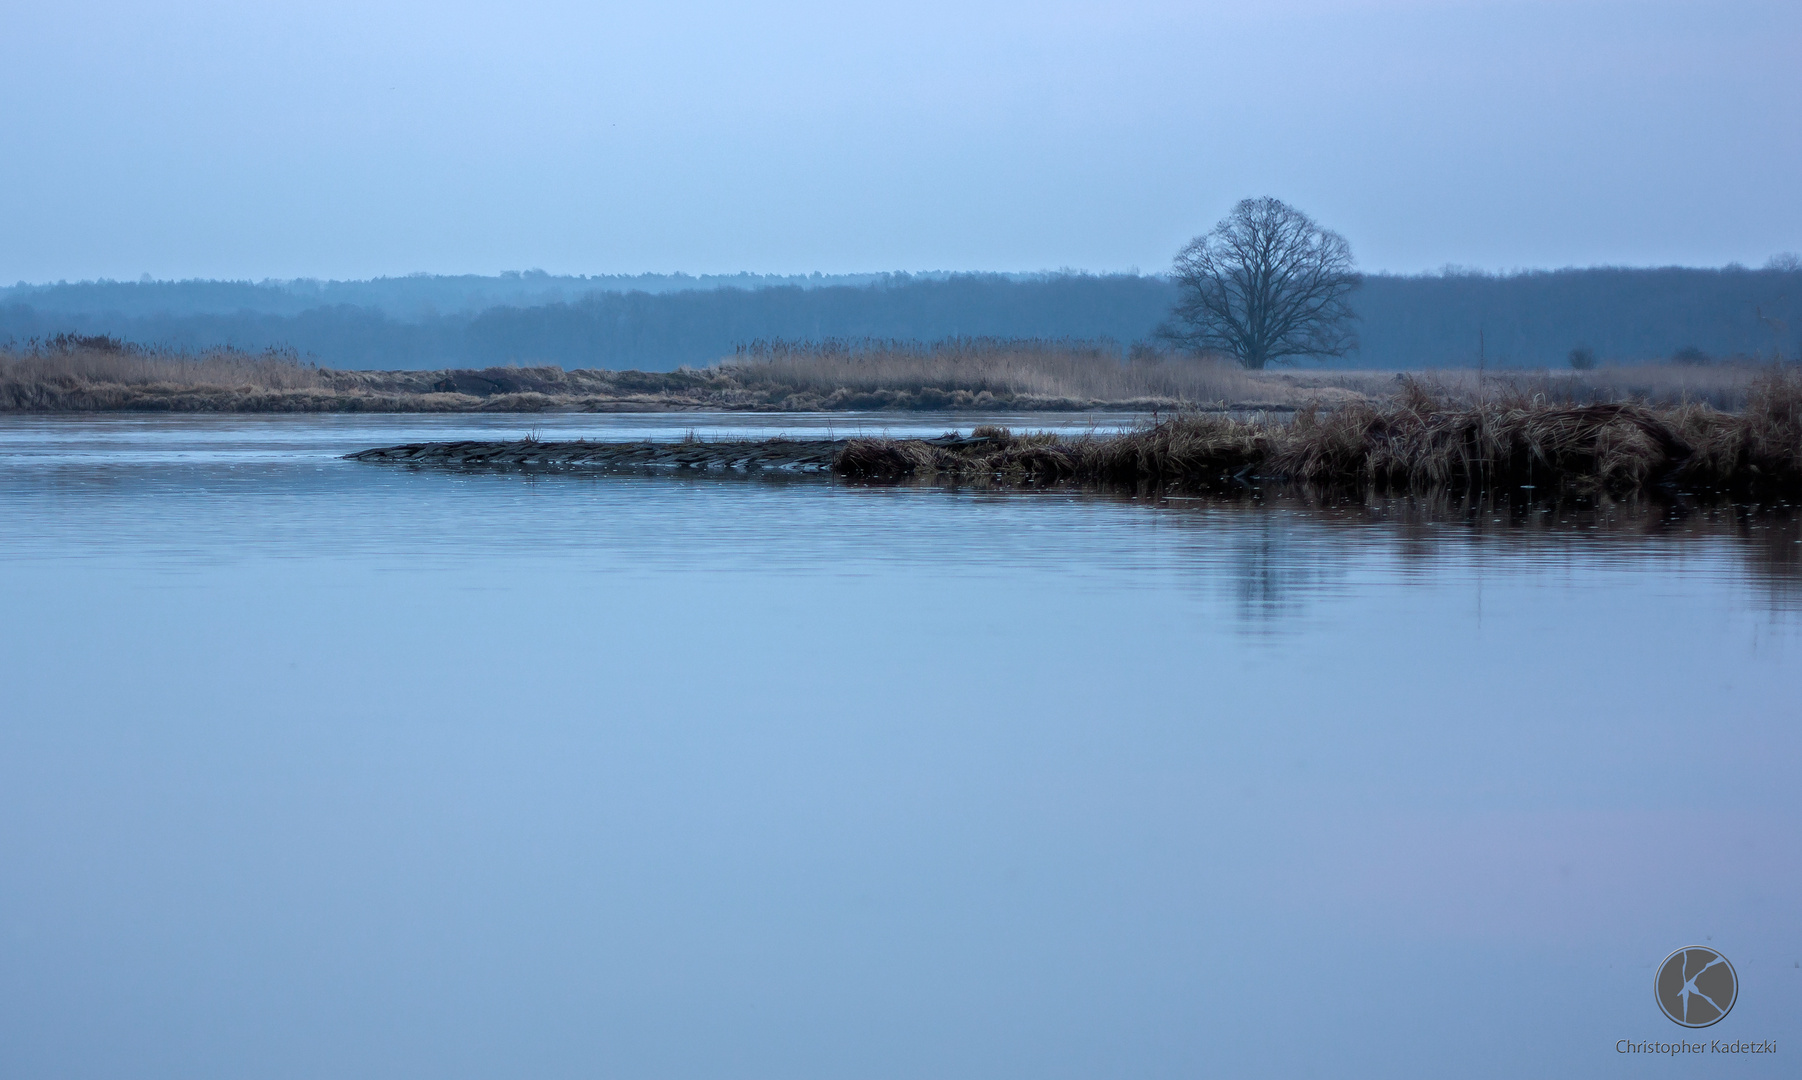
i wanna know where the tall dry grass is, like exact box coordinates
[1286,363,1775,410]
[3,335,1270,412]
[718,338,1267,405]
[0,335,326,410]
[5,332,1793,420]
[835,367,1802,497]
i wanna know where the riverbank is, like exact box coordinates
[4,337,1780,414]
[0,337,1321,413]
[349,371,1802,497]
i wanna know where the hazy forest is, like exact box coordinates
[3,266,1798,371]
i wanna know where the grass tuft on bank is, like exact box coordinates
[835,370,1802,496]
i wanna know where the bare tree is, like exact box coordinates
[1161,197,1361,370]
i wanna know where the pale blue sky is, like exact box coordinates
[4,0,1798,281]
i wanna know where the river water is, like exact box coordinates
[1,415,1797,1079]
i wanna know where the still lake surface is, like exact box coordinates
[1,414,1798,1079]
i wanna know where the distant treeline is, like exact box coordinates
[0,270,932,320]
[2,268,1797,371]
[1354,266,1800,369]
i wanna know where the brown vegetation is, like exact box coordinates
[0,335,1791,420]
[0,334,330,410]
[713,338,1288,408]
[1288,364,1777,411]
[833,370,1802,497]
[0,336,1343,413]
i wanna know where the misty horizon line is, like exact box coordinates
[11,256,1802,292]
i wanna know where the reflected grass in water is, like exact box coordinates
[842,477,1802,612]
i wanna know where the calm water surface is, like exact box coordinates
[1,415,1798,1079]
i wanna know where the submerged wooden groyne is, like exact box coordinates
[345,433,993,472]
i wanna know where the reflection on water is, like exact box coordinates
[1148,488,1802,619]
[0,417,1798,1080]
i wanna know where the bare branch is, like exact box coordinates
[1159,197,1361,370]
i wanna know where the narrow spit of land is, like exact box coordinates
[350,371,1802,498]
[348,436,864,471]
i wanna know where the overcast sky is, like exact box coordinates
[4,0,1798,282]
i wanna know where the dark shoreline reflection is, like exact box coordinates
[5,449,1798,623]
[474,464,1802,620]
[337,461,1802,614]
[857,477,1802,614]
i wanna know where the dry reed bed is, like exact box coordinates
[1,337,1790,423]
[1292,365,1777,411]
[834,371,1802,496]
[717,338,1289,406]
[0,338,1341,413]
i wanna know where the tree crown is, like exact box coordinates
[1161,197,1361,369]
